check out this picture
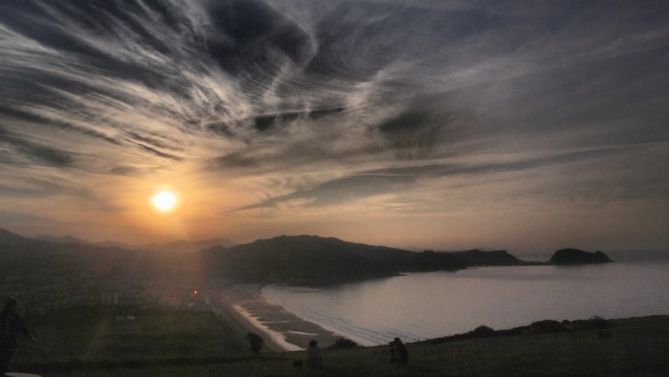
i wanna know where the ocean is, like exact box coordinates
[262,257,669,346]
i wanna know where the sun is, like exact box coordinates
[151,190,178,213]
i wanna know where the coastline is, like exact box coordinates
[232,303,302,352]
[221,284,342,352]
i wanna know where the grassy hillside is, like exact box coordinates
[10,305,249,373]
[12,313,669,377]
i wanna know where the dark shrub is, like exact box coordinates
[329,337,357,349]
[245,332,264,353]
[588,316,611,329]
[471,325,496,337]
[530,320,566,333]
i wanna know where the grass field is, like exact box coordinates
[10,304,249,373]
[10,309,669,377]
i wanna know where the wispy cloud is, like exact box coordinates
[0,0,667,249]
[238,141,667,210]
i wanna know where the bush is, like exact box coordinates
[530,320,566,333]
[471,325,496,337]
[245,332,263,353]
[588,316,611,329]
[329,337,357,349]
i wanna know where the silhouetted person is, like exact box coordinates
[389,337,408,366]
[305,339,322,370]
[388,340,397,363]
[0,297,34,374]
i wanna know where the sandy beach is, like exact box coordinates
[216,284,341,352]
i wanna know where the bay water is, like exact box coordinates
[262,260,669,346]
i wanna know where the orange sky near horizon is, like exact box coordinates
[1,0,668,254]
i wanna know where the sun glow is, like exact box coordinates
[151,190,178,212]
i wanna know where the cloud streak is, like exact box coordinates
[0,0,668,249]
[238,141,667,210]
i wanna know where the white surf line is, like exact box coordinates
[233,303,303,352]
[260,289,375,346]
[285,330,318,336]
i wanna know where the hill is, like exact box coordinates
[0,227,31,245]
[2,228,562,283]
[0,227,191,279]
[199,235,467,283]
[33,234,90,245]
[151,238,236,253]
[549,248,613,265]
[29,233,236,253]
[13,315,669,377]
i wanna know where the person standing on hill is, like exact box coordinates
[0,297,35,374]
[390,337,408,366]
[306,339,323,369]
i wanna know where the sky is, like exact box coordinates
[0,0,668,253]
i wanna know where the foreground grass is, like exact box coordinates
[15,314,669,377]
[11,304,248,370]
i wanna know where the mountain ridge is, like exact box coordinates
[26,231,236,253]
[0,227,614,283]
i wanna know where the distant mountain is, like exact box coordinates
[549,248,613,265]
[94,240,146,250]
[151,238,235,253]
[1,227,564,284]
[33,234,90,245]
[0,227,190,278]
[27,232,235,252]
[0,227,30,245]
[199,235,469,283]
[93,238,235,252]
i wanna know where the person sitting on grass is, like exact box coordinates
[306,339,322,370]
[0,297,36,374]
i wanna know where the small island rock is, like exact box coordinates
[549,248,613,265]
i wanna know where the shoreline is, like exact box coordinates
[221,284,342,352]
[232,303,303,352]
